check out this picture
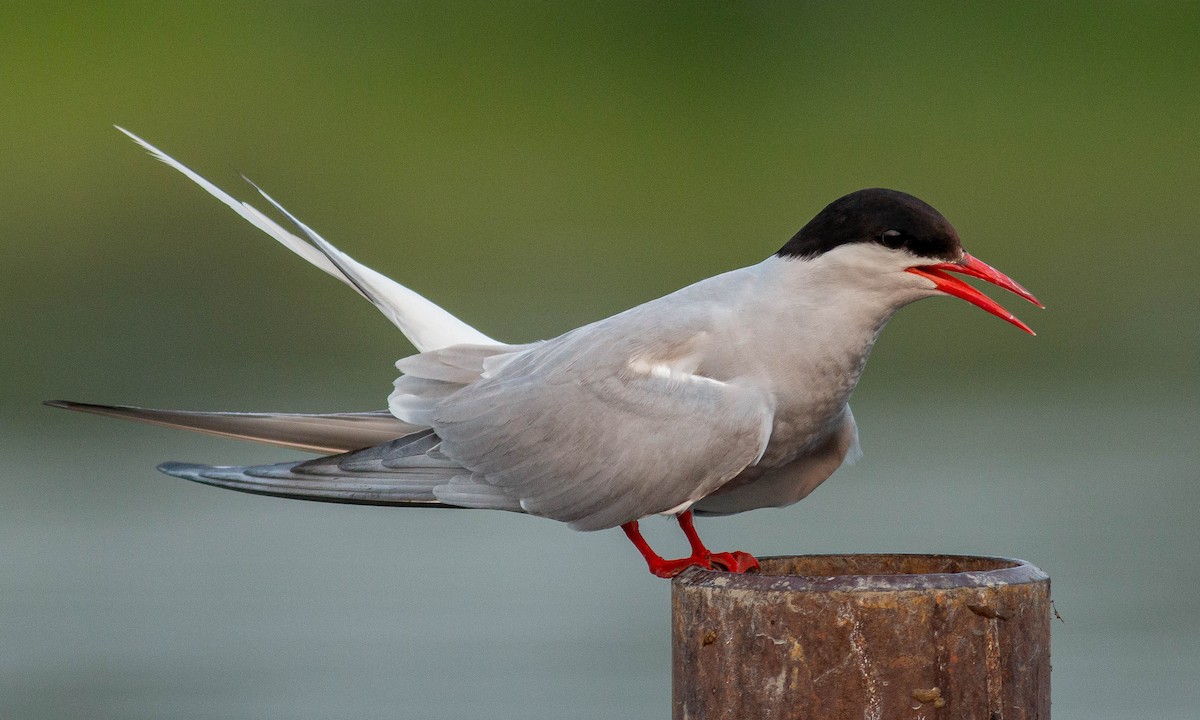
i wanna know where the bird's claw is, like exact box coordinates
[647,551,760,578]
[709,551,760,574]
[647,555,714,578]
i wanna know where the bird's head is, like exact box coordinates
[777,188,1042,334]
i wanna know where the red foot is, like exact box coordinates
[709,551,760,574]
[621,511,760,578]
[645,554,716,579]
[644,551,759,578]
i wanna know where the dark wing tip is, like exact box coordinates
[45,399,121,414]
[156,461,208,480]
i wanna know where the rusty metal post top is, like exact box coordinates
[673,553,1048,594]
[672,554,1052,718]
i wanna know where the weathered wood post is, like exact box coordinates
[672,554,1050,719]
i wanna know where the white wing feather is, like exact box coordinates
[115,126,495,352]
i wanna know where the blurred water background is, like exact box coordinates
[2,3,1197,718]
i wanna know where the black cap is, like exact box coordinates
[777,188,961,261]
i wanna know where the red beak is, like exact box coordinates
[906,252,1043,335]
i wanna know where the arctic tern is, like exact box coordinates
[49,128,1042,577]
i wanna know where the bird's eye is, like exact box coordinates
[881,229,905,249]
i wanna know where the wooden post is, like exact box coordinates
[672,554,1050,719]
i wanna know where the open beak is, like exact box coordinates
[906,252,1043,335]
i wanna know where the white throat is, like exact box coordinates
[714,246,934,462]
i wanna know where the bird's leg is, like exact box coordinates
[675,509,711,557]
[676,510,760,574]
[621,518,715,578]
[620,511,760,578]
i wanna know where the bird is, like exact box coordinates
[49,128,1042,578]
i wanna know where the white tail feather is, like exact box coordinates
[115,126,497,352]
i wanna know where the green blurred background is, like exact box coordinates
[2,3,1197,718]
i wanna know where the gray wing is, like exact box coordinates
[46,400,415,453]
[408,322,776,532]
[157,430,521,511]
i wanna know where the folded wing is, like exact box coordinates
[157,430,517,509]
[410,324,776,531]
